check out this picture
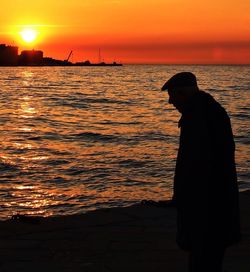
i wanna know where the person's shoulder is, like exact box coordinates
[199,91,230,125]
[199,91,227,114]
[182,91,228,124]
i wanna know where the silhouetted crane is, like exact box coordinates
[65,50,73,62]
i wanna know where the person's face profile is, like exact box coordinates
[167,89,185,113]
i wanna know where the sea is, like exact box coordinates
[0,65,249,220]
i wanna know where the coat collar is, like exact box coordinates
[177,91,207,128]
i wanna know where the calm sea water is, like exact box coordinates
[0,65,249,220]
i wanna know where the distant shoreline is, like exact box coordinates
[0,62,123,67]
[1,63,250,67]
[0,44,123,67]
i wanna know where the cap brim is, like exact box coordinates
[161,81,169,91]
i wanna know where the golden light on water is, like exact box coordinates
[0,65,248,220]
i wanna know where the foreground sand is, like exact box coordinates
[0,191,249,272]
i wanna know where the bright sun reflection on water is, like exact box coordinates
[19,97,37,118]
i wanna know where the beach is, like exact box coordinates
[0,190,249,272]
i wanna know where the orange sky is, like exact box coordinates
[0,0,250,64]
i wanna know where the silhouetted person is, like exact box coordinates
[161,72,241,272]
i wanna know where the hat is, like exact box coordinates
[161,72,198,91]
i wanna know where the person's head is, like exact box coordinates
[161,72,199,113]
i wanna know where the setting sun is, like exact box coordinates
[20,29,38,43]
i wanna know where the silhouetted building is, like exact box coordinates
[19,49,43,65]
[0,44,18,65]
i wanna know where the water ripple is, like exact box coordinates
[0,65,249,220]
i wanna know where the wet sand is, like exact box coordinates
[0,190,249,272]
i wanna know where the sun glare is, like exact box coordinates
[20,29,38,43]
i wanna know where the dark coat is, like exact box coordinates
[173,91,241,251]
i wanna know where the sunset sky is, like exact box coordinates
[0,0,250,64]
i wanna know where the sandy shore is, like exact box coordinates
[0,191,249,272]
